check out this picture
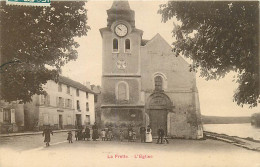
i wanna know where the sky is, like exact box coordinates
[61,0,259,117]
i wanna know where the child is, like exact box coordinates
[132,130,136,142]
[67,131,73,143]
[75,130,78,141]
[119,130,124,142]
[128,130,133,142]
[107,129,113,141]
[105,128,109,141]
[101,129,106,141]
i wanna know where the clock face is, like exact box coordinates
[115,24,128,37]
[116,60,127,69]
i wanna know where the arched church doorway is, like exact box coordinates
[146,93,172,136]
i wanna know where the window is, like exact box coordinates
[85,115,90,125]
[58,83,62,92]
[113,38,119,52]
[58,97,63,108]
[94,95,98,103]
[77,100,80,111]
[118,82,127,101]
[3,109,11,123]
[65,99,68,108]
[69,99,72,108]
[116,81,129,101]
[41,94,50,105]
[76,89,79,96]
[86,102,89,111]
[155,76,163,91]
[86,92,88,98]
[65,99,71,108]
[67,86,70,94]
[125,39,130,52]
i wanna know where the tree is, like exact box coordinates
[158,1,259,107]
[0,1,90,103]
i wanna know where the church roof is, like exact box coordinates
[141,33,173,49]
[58,76,96,94]
[141,39,149,46]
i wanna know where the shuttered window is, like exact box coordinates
[86,102,89,111]
[77,100,80,111]
[3,109,11,123]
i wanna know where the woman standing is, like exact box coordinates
[145,125,152,143]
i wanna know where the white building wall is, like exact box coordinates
[88,94,95,125]
[36,79,95,129]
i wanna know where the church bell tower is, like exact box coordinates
[99,1,145,128]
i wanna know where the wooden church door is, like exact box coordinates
[149,109,167,136]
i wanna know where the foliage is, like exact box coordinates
[158,1,259,107]
[251,113,260,127]
[0,1,89,103]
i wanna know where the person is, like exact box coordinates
[101,129,106,141]
[67,131,73,143]
[82,129,86,140]
[42,126,53,147]
[128,125,133,142]
[139,126,146,143]
[105,128,109,141]
[85,126,91,141]
[132,130,136,142]
[92,122,99,141]
[128,129,133,142]
[78,129,83,140]
[145,125,152,143]
[107,126,113,141]
[75,129,78,141]
[119,129,124,142]
[157,126,164,144]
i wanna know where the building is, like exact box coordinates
[24,76,96,131]
[100,1,203,139]
[0,101,24,133]
[91,85,102,125]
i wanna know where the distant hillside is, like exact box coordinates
[202,115,251,124]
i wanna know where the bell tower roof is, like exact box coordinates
[110,1,131,10]
[107,0,135,28]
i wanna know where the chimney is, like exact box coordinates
[85,81,91,89]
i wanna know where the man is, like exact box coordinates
[139,125,146,143]
[42,126,53,147]
[92,122,99,141]
[157,126,165,144]
[85,126,90,141]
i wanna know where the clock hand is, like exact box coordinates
[117,27,122,31]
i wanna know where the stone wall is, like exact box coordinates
[102,78,141,104]
[101,107,144,138]
[101,26,141,75]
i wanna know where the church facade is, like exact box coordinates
[100,1,203,139]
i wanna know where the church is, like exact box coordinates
[99,1,203,139]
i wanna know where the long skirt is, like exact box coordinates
[145,132,152,143]
[85,132,90,139]
[92,129,99,140]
